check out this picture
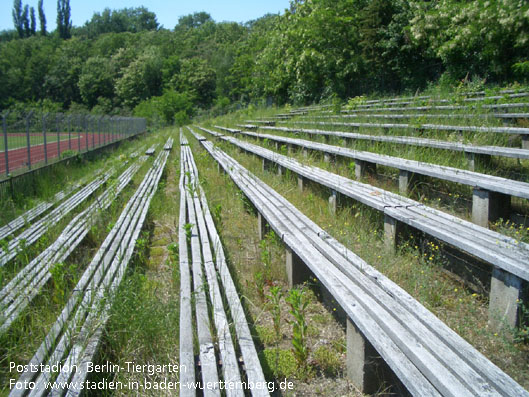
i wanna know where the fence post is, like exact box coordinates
[3,113,8,177]
[77,115,81,152]
[91,116,95,149]
[103,116,107,146]
[85,115,89,152]
[68,115,71,150]
[99,116,103,147]
[43,114,48,165]
[56,114,61,159]
[26,112,32,170]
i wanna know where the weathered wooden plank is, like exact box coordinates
[356,92,529,109]
[284,120,529,135]
[193,137,445,395]
[0,183,80,241]
[179,134,197,396]
[55,148,170,393]
[145,144,157,155]
[358,90,525,106]
[304,112,529,121]
[182,132,270,396]
[342,102,529,113]
[184,147,244,397]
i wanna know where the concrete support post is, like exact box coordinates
[303,149,309,158]
[465,152,491,171]
[277,164,283,177]
[522,135,529,150]
[286,247,311,287]
[346,319,380,394]
[324,152,333,163]
[465,152,476,172]
[398,170,419,195]
[217,162,225,174]
[355,159,376,180]
[329,190,338,215]
[257,212,269,241]
[472,188,511,227]
[275,142,280,151]
[384,214,400,252]
[287,144,293,155]
[297,175,305,192]
[262,158,269,173]
[488,267,525,332]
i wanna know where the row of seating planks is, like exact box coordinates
[184,126,528,396]
[0,139,172,396]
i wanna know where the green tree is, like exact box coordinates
[134,90,193,125]
[12,0,24,38]
[176,12,212,30]
[81,7,158,38]
[116,48,163,108]
[22,5,30,38]
[44,38,86,106]
[57,0,71,39]
[78,56,115,107]
[409,0,529,81]
[38,0,46,35]
[174,58,216,107]
[30,7,36,36]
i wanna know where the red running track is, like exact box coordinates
[0,132,123,175]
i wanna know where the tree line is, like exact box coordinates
[1,0,528,125]
[11,0,72,39]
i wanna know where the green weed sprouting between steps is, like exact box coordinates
[49,261,78,305]
[268,285,283,345]
[287,287,310,370]
[184,223,193,242]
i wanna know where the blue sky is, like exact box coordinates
[1,0,291,31]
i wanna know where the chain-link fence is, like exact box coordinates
[1,112,146,179]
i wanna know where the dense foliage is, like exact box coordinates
[1,0,528,124]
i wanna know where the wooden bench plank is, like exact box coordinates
[179,134,197,396]
[237,124,529,161]
[0,169,115,266]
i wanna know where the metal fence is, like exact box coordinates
[1,112,146,179]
